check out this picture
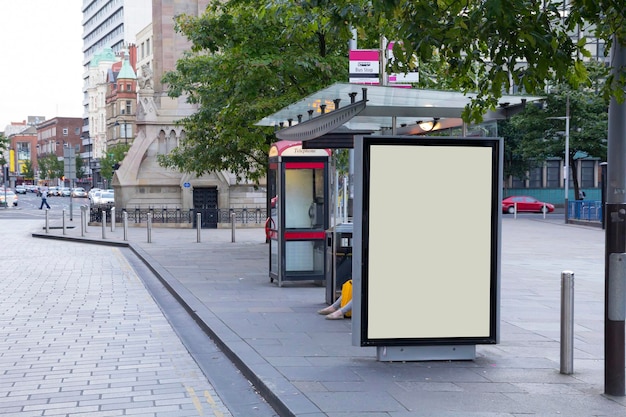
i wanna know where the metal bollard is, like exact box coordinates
[560,270,575,374]
[231,212,236,243]
[101,210,107,239]
[111,207,116,232]
[80,206,85,237]
[514,202,517,219]
[197,212,201,243]
[62,209,66,235]
[45,209,49,233]
[83,205,88,234]
[147,212,152,243]
[123,211,128,241]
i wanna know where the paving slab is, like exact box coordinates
[32,215,626,416]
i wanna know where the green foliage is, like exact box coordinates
[38,154,63,181]
[358,0,625,121]
[160,0,354,183]
[75,155,84,180]
[0,134,7,166]
[100,144,130,183]
[21,159,34,180]
[161,0,623,183]
[503,66,609,195]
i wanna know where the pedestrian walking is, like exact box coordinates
[39,189,50,209]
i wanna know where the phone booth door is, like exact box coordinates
[268,141,330,286]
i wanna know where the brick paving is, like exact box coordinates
[0,219,233,417]
[22,212,626,416]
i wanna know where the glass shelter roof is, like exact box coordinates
[256,82,544,138]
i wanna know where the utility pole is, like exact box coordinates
[604,36,626,397]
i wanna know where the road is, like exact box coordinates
[0,197,278,417]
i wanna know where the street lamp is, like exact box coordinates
[114,120,128,145]
[548,95,570,224]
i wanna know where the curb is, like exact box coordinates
[31,232,313,417]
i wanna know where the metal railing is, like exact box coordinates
[568,200,602,223]
[90,205,267,227]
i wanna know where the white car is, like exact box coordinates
[71,187,87,198]
[99,191,115,204]
[0,190,18,207]
[88,188,102,203]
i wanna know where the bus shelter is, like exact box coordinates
[258,83,542,360]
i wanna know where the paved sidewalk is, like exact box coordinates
[0,219,234,417]
[33,216,626,416]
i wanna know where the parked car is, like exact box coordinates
[99,191,115,205]
[60,187,72,197]
[502,196,554,214]
[88,188,101,201]
[14,185,27,194]
[0,190,18,207]
[89,189,102,204]
[47,186,60,196]
[71,187,87,198]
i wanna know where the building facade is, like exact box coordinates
[36,117,83,186]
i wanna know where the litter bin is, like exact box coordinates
[325,223,353,304]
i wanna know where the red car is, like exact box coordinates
[502,196,554,214]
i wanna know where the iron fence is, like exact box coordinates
[568,200,602,223]
[90,205,267,227]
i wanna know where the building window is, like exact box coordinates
[126,100,132,115]
[63,128,69,136]
[529,166,543,188]
[146,38,151,55]
[511,175,526,188]
[126,83,131,92]
[581,160,595,187]
[546,160,561,188]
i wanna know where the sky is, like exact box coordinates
[0,0,84,130]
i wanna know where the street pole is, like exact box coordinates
[564,95,570,224]
[604,36,626,397]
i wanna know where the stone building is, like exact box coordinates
[111,0,266,227]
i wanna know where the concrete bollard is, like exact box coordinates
[45,209,49,233]
[62,209,66,235]
[101,210,107,239]
[514,202,517,219]
[560,270,574,374]
[111,207,116,232]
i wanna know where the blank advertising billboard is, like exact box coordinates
[358,136,501,346]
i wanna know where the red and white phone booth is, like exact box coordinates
[267,141,331,286]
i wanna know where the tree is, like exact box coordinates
[362,0,625,120]
[21,159,35,182]
[0,133,7,166]
[38,154,63,183]
[75,155,85,180]
[162,0,624,183]
[160,0,356,183]
[101,144,130,184]
[506,78,608,198]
